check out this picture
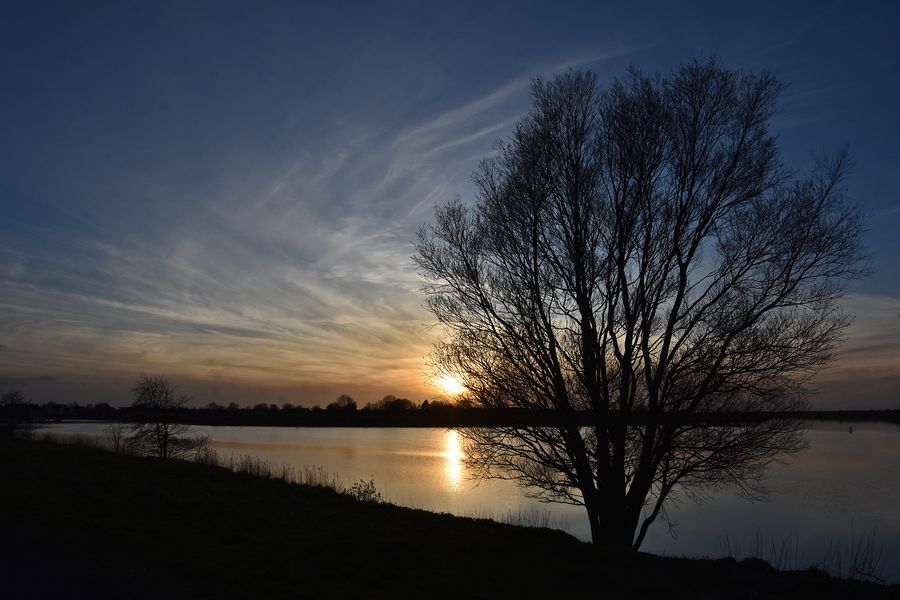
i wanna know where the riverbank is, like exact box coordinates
[0,437,895,599]
[14,403,900,428]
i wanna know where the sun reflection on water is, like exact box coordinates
[444,429,464,492]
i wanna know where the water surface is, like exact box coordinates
[41,421,900,581]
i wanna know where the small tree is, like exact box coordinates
[130,374,207,459]
[326,394,357,411]
[414,59,867,549]
[103,422,132,454]
[1,389,33,438]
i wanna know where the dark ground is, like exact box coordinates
[1,437,897,599]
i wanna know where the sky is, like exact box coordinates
[1,0,898,408]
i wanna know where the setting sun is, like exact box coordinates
[435,374,466,396]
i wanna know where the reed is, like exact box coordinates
[719,525,887,583]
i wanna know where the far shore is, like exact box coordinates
[27,407,900,428]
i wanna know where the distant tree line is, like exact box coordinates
[0,388,468,428]
[4,386,899,430]
[203,393,458,414]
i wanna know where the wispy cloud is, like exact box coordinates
[0,60,565,405]
[4,12,892,412]
[812,294,900,408]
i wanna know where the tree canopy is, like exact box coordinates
[414,59,867,548]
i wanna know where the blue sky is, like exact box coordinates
[1,1,898,407]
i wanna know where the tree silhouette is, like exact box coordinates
[130,374,207,460]
[1,389,33,437]
[414,59,867,549]
[327,394,357,411]
[363,395,415,411]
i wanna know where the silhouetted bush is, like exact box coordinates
[347,477,382,503]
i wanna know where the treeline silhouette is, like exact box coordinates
[3,390,899,428]
[3,391,487,427]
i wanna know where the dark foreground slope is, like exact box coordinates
[0,438,895,600]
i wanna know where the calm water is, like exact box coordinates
[40,421,900,581]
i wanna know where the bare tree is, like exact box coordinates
[130,374,207,460]
[1,389,34,438]
[103,422,132,454]
[414,59,867,550]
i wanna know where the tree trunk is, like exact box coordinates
[583,487,637,549]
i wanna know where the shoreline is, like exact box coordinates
[24,408,900,429]
[1,435,897,599]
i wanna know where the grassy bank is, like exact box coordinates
[0,437,895,599]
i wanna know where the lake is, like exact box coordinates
[39,420,900,582]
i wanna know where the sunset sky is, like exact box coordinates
[1,1,898,408]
